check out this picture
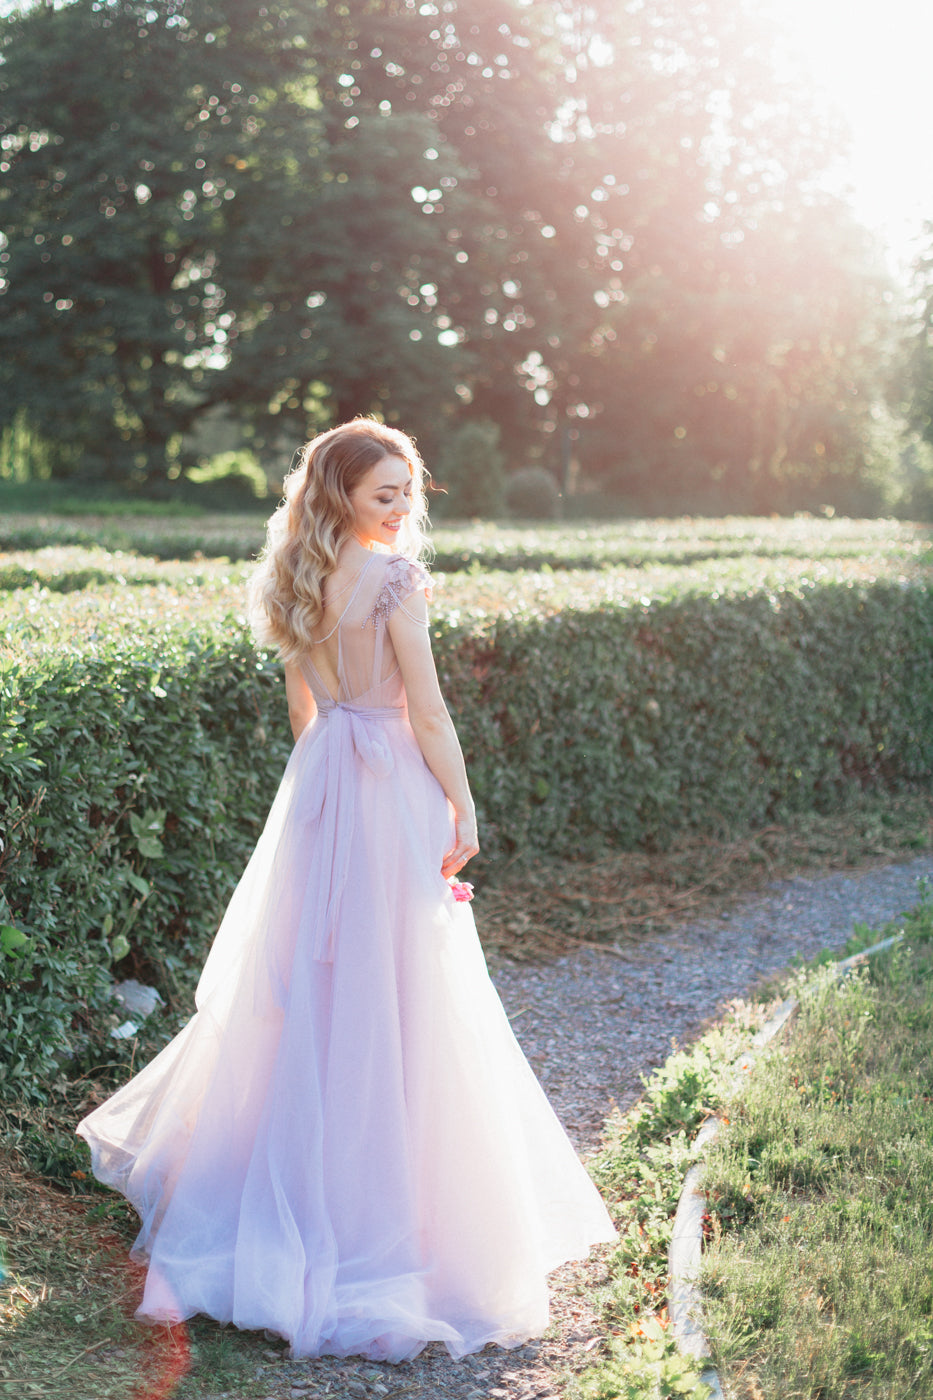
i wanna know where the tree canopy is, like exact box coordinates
[0,0,902,509]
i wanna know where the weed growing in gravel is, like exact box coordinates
[700,898,933,1399]
[574,1009,769,1400]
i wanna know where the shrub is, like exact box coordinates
[0,640,291,1101]
[2,579,932,1101]
[505,466,561,519]
[185,449,272,503]
[430,420,506,519]
[448,582,933,860]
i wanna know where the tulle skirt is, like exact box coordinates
[78,709,616,1361]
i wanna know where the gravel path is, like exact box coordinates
[235,855,933,1400]
[489,853,933,1157]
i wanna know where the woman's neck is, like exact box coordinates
[340,534,387,565]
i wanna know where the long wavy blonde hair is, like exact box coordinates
[248,418,430,663]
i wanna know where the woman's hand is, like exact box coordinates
[442,811,479,881]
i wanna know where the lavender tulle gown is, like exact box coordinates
[77,552,616,1362]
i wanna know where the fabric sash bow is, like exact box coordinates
[307,702,402,963]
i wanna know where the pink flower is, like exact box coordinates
[448,878,474,903]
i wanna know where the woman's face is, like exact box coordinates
[349,454,413,548]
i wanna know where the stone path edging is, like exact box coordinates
[667,929,908,1398]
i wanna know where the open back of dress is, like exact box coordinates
[300,551,426,710]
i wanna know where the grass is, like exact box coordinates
[568,1005,768,1400]
[3,906,932,1399]
[700,898,933,1399]
[570,900,933,1400]
[0,1143,276,1399]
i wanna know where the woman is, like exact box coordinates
[78,418,615,1363]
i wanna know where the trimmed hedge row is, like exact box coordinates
[2,513,928,574]
[0,641,292,1100]
[2,580,932,1100]
[454,582,933,857]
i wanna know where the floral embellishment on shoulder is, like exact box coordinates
[384,554,431,595]
[364,555,432,627]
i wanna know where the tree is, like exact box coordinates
[0,0,472,480]
[501,0,899,510]
[329,0,895,509]
[0,0,899,507]
[909,224,933,445]
[1,1,290,476]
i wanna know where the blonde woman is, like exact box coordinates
[78,419,615,1363]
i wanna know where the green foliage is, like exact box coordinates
[0,481,207,517]
[578,1028,746,1400]
[1,516,932,1102]
[431,420,507,519]
[0,0,906,509]
[3,510,929,574]
[0,0,469,481]
[579,1317,713,1400]
[637,1048,720,1142]
[0,640,291,1102]
[701,902,933,1398]
[2,518,927,673]
[0,925,30,961]
[896,420,933,526]
[909,225,933,457]
[0,411,56,484]
[449,580,933,862]
[504,466,561,520]
[185,451,272,503]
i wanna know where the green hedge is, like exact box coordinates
[2,513,928,574]
[0,640,292,1100]
[2,580,932,1100]
[454,582,933,856]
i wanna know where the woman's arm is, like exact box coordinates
[388,593,479,879]
[284,662,317,743]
